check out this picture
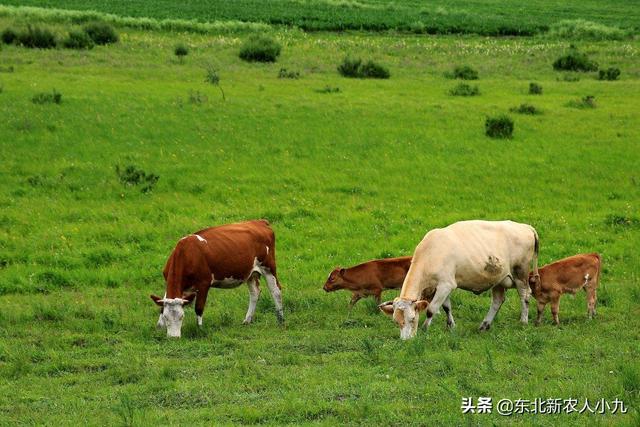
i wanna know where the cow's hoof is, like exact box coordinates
[242,317,253,325]
[479,322,490,331]
[447,321,456,329]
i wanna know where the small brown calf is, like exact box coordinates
[528,253,601,325]
[323,256,412,308]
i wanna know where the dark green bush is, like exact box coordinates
[62,30,94,50]
[83,22,118,45]
[278,68,300,79]
[598,67,620,81]
[529,82,543,94]
[17,26,56,49]
[1,28,18,44]
[485,115,514,138]
[32,90,62,105]
[315,86,341,94]
[115,165,159,193]
[510,103,541,115]
[553,50,598,72]
[174,43,188,60]
[449,83,479,96]
[239,34,281,62]
[451,65,479,80]
[337,57,390,79]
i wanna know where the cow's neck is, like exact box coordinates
[398,267,422,301]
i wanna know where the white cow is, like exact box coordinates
[379,220,539,340]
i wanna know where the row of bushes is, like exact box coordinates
[1,22,118,49]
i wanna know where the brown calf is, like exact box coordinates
[528,253,601,325]
[323,256,412,308]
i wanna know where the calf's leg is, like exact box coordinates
[348,293,362,310]
[243,276,261,324]
[535,301,546,325]
[550,297,560,325]
[479,285,505,331]
[586,285,597,319]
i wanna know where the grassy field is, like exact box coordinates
[1,0,640,34]
[1,16,640,426]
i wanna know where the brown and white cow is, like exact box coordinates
[150,219,284,337]
[379,220,539,340]
[529,253,601,325]
[323,256,412,308]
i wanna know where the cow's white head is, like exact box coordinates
[150,294,195,338]
[379,298,429,340]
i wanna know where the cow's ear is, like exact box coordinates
[150,294,164,307]
[339,268,346,276]
[181,292,196,306]
[378,301,394,317]
[415,300,429,313]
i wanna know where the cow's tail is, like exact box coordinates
[531,226,540,285]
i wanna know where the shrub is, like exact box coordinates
[278,68,300,79]
[205,64,226,100]
[598,67,620,81]
[83,22,118,45]
[548,20,628,41]
[337,57,390,79]
[115,165,159,193]
[449,83,479,96]
[239,34,281,63]
[450,65,479,80]
[16,26,56,49]
[558,73,580,82]
[1,28,18,44]
[553,49,598,72]
[567,95,596,109]
[32,90,62,105]
[529,82,543,95]
[315,86,341,94]
[174,43,188,61]
[62,30,94,50]
[485,115,514,139]
[510,103,541,115]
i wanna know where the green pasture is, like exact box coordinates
[0,18,639,425]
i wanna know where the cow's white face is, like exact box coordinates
[162,299,186,338]
[150,294,195,338]
[379,298,429,340]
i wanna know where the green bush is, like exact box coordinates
[278,68,300,79]
[485,115,514,139]
[62,30,94,50]
[548,20,628,41]
[567,95,596,109]
[448,83,479,96]
[32,90,62,104]
[598,67,620,81]
[83,22,118,45]
[115,165,159,193]
[174,43,188,60]
[239,34,281,62]
[451,65,479,80]
[529,82,543,94]
[510,103,541,115]
[553,49,598,72]
[17,26,56,49]
[1,28,18,44]
[315,86,341,94]
[337,57,390,79]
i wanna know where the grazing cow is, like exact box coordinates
[323,256,412,308]
[150,219,284,338]
[529,253,601,325]
[379,220,539,340]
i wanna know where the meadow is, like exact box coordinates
[0,11,640,426]
[1,0,640,34]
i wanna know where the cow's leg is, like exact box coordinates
[443,296,455,328]
[585,282,597,319]
[348,293,362,310]
[479,285,506,331]
[515,280,530,324]
[535,301,546,325]
[550,297,560,325]
[194,288,210,327]
[263,271,284,324]
[422,282,455,330]
[243,275,261,324]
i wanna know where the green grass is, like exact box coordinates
[1,0,639,35]
[0,20,639,425]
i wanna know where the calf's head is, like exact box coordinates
[323,267,346,292]
[150,293,195,338]
[379,298,429,340]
